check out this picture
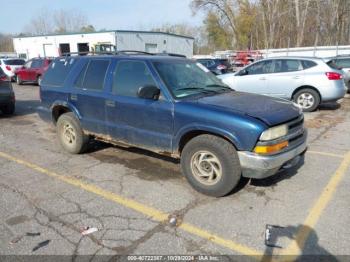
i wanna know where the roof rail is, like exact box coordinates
[61,50,155,57]
[156,53,187,58]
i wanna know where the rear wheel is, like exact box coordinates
[293,88,320,112]
[181,134,241,197]
[1,103,15,115]
[56,112,89,154]
[16,75,22,85]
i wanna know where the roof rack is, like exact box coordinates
[155,53,187,58]
[61,50,155,57]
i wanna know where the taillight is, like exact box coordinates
[5,65,11,71]
[217,64,227,70]
[326,72,342,80]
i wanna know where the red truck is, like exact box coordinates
[15,58,52,85]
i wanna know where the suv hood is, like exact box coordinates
[193,92,301,126]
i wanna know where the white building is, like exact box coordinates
[13,30,194,59]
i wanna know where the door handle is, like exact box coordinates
[259,77,267,80]
[105,100,115,107]
[70,94,77,101]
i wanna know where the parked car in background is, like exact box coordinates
[0,58,25,81]
[38,53,306,197]
[15,57,52,85]
[0,68,15,115]
[218,57,347,112]
[196,58,233,75]
[326,56,350,92]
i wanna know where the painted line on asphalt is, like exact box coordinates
[281,151,350,257]
[307,150,345,159]
[0,151,263,259]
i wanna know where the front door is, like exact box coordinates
[106,59,173,152]
[235,60,274,95]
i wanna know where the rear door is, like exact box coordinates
[267,59,304,99]
[69,58,111,134]
[105,59,173,152]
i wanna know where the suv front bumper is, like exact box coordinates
[238,135,307,179]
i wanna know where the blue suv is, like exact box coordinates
[38,52,307,197]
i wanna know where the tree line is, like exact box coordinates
[190,0,350,52]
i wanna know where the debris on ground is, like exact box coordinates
[32,240,50,252]
[168,215,180,227]
[9,232,41,245]
[264,224,285,248]
[80,227,98,236]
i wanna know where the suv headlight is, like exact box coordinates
[260,124,288,141]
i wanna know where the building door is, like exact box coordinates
[59,43,70,55]
[145,43,158,53]
[43,44,56,57]
[77,43,89,55]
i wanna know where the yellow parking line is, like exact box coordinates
[0,151,263,258]
[282,151,350,258]
[307,150,345,159]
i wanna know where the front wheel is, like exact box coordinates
[56,112,89,154]
[181,134,241,197]
[16,75,22,85]
[1,103,15,115]
[293,88,320,112]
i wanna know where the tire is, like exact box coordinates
[2,103,15,115]
[293,88,320,112]
[37,75,42,86]
[181,134,241,197]
[56,112,89,154]
[16,75,22,85]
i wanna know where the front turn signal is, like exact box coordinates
[254,141,289,154]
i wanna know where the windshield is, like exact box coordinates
[153,60,231,99]
[4,59,25,66]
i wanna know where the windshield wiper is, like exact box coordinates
[175,87,217,94]
[205,84,232,90]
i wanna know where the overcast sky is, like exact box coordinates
[0,0,204,34]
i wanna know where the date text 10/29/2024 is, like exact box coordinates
[127,256,220,261]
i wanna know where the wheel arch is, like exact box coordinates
[292,85,322,101]
[177,129,240,156]
[51,102,81,125]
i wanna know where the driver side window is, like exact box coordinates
[246,60,273,75]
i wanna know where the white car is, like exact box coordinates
[218,56,347,112]
[0,58,26,80]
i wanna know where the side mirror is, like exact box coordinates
[137,85,160,100]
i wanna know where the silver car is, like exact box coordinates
[326,56,350,93]
[218,56,347,112]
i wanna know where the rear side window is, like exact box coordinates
[42,58,76,87]
[4,59,25,65]
[112,60,157,97]
[327,59,341,70]
[335,58,350,68]
[31,60,44,68]
[301,60,317,69]
[74,62,88,88]
[82,60,110,90]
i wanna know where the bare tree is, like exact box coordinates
[53,9,88,33]
[23,8,53,35]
